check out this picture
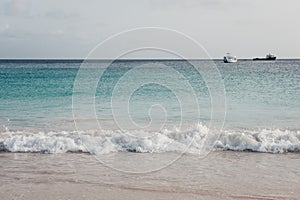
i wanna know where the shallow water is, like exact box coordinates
[1,59,299,130]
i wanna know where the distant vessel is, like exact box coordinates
[253,53,276,61]
[223,53,237,63]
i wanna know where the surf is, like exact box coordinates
[1,125,299,154]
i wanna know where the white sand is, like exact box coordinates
[0,152,299,200]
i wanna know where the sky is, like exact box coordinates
[0,0,299,59]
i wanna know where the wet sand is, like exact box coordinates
[0,152,299,200]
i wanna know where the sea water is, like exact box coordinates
[0,59,299,154]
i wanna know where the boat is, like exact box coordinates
[253,53,276,61]
[223,53,237,63]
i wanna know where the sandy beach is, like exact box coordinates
[1,151,299,200]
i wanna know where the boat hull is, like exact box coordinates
[223,58,237,63]
[253,57,276,61]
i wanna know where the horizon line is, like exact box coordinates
[0,57,299,61]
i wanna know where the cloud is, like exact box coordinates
[1,0,32,17]
[0,22,17,39]
[44,10,80,20]
[51,29,65,36]
[147,0,223,9]
[147,0,248,10]
[0,23,10,32]
[0,0,298,58]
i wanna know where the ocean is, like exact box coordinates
[0,59,300,199]
[0,59,299,154]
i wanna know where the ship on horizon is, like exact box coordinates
[223,53,237,63]
[253,53,276,61]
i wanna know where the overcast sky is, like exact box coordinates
[0,0,299,59]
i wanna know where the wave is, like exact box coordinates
[0,125,300,154]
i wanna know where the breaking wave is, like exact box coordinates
[0,125,300,154]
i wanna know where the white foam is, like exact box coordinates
[0,125,299,154]
[214,129,300,153]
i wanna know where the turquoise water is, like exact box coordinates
[0,60,299,153]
